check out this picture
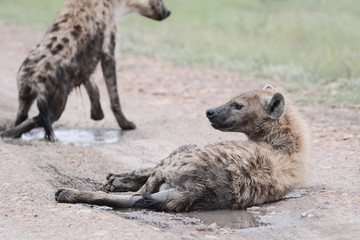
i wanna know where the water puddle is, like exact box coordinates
[180,189,307,229]
[183,209,269,229]
[282,188,308,199]
[84,190,308,230]
[21,128,122,146]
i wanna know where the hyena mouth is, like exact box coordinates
[211,121,236,131]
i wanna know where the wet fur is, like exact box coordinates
[1,0,170,141]
[56,86,310,212]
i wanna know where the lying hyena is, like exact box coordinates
[55,86,310,212]
[1,0,171,141]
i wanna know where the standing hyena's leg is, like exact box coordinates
[37,98,56,141]
[83,78,104,121]
[2,96,56,140]
[101,50,135,130]
[1,117,39,138]
[104,168,153,192]
[50,89,68,123]
[15,84,37,126]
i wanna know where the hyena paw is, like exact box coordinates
[120,121,136,130]
[55,188,79,203]
[1,129,21,139]
[91,109,104,121]
[104,173,142,192]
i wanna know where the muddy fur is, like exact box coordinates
[1,0,170,141]
[56,86,310,212]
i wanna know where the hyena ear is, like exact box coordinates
[265,93,286,119]
[263,85,274,91]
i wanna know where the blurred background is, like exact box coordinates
[0,0,359,107]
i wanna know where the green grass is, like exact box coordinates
[0,0,359,106]
[0,0,64,26]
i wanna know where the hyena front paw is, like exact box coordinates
[120,121,136,130]
[104,173,143,192]
[55,188,80,203]
[1,128,21,139]
[91,108,104,121]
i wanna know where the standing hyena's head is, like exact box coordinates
[206,85,286,135]
[123,0,171,21]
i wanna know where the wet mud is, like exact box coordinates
[22,128,123,146]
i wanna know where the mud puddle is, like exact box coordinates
[80,191,307,231]
[99,206,268,230]
[108,189,307,230]
[183,209,268,229]
[21,128,123,146]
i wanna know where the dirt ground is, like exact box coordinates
[0,22,359,240]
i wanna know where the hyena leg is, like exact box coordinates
[1,116,39,138]
[136,169,166,194]
[50,90,68,123]
[15,84,36,126]
[161,184,206,212]
[104,168,153,192]
[100,53,136,130]
[2,93,59,140]
[55,188,141,208]
[83,78,104,121]
[55,187,180,210]
[37,98,55,141]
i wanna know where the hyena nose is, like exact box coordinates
[206,109,215,118]
[164,9,171,18]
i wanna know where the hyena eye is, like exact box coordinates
[230,102,243,110]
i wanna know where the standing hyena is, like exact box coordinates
[1,0,171,141]
[55,86,310,212]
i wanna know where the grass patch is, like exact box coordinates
[0,0,64,26]
[0,0,359,106]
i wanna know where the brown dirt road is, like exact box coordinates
[0,22,359,240]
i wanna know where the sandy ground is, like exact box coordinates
[0,22,360,240]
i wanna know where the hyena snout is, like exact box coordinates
[161,8,171,20]
[151,6,171,21]
[206,108,216,118]
[141,0,171,21]
[206,106,231,129]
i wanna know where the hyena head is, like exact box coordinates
[206,85,286,136]
[123,0,171,21]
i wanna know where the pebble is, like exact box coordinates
[301,209,319,218]
[247,206,261,211]
[342,135,354,140]
[324,127,337,133]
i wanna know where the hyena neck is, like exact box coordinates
[110,0,135,20]
[248,106,309,156]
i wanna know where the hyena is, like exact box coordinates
[55,86,310,212]
[1,0,171,141]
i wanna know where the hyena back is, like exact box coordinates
[1,0,170,141]
[55,86,310,212]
